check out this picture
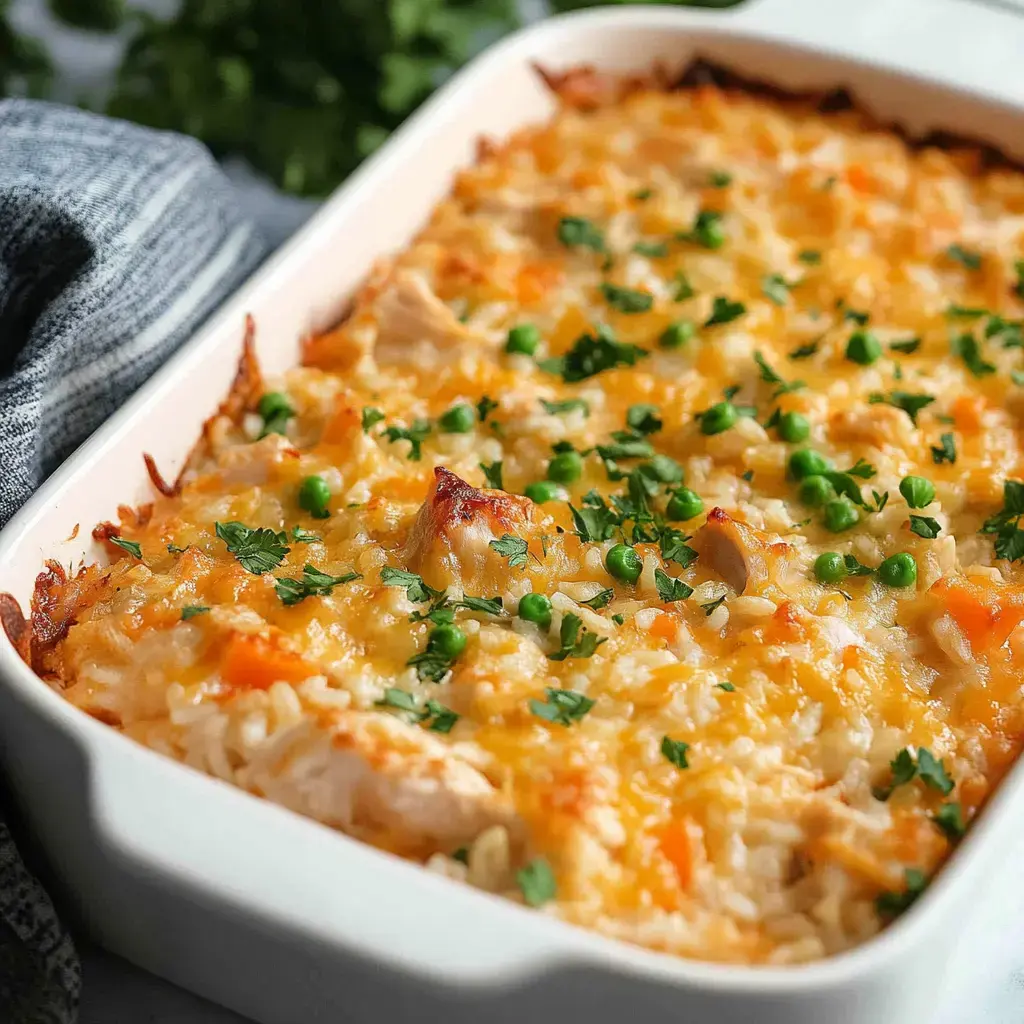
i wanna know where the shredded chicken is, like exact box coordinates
[692,508,769,594]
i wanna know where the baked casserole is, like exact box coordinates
[9,64,1024,966]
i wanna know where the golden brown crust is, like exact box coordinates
[0,594,30,665]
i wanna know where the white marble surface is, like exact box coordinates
[7,0,1024,1019]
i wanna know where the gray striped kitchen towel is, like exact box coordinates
[0,98,267,1023]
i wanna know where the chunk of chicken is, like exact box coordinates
[373,269,482,366]
[404,468,536,592]
[692,508,769,594]
[242,709,519,853]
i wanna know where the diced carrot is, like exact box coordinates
[811,834,896,889]
[845,164,874,193]
[658,822,693,891]
[220,633,315,691]
[952,394,986,434]
[930,578,995,646]
[648,612,679,641]
[516,261,564,307]
[989,604,1024,651]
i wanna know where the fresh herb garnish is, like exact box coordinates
[380,566,443,604]
[453,595,503,616]
[708,170,732,188]
[377,689,460,733]
[489,534,529,568]
[257,392,295,438]
[946,243,982,270]
[361,407,385,433]
[716,681,736,691]
[838,302,870,326]
[569,492,618,543]
[215,521,289,574]
[601,282,653,314]
[542,326,647,383]
[530,685,595,722]
[981,479,1024,561]
[672,271,695,302]
[798,250,821,265]
[291,526,320,543]
[909,515,941,539]
[181,605,209,620]
[890,337,921,355]
[557,216,604,252]
[844,554,875,577]
[384,418,431,460]
[873,746,954,801]
[932,801,966,841]
[701,595,726,617]
[655,569,693,602]
[761,273,791,306]
[705,296,746,327]
[931,432,957,464]
[581,587,614,610]
[946,304,988,320]
[540,398,589,417]
[274,564,361,605]
[626,403,662,435]
[660,736,690,769]
[547,613,606,662]
[1014,260,1024,300]
[876,868,927,918]
[167,542,189,554]
[109,535,142,559]
[477,460,504,491]
[660,527,698,569]
[517,858,557,906]
[952,333,996,377]
[788,339,820,360]
[679,208,726,249]
[477,395,498,421]
[754,351,805,396]
[632,240,668,258]
[868,391,935,425]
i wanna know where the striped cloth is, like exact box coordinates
[0,99,266,1023]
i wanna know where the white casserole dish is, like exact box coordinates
[3,1,1024,1020]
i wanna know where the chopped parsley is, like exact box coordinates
[542,326,647,383]
[704,296,746,327]
[257,392,295,438]
[868,390,935,424]
[716,681,736,691]
[540,398,590,417]
[844,554,875,577]
[517,858,557,907]
[947,304,988,320]
[951,333,996,377]
[788,339,820,360]
[660,528,698,569]
[1015,259,1024,299]
[632,240,668,258]
[557,216,604,252]
[581,587,614,610]
[873,746,954,801]
[377,689,460,733]
[109,535,142,559]
[477,395,499,421]
[932,801,966,841]
[679,208,726,249]
[274,564,361,605]
[632,187,653,201]
[708,170,732,188]
[479,460,504,490]
[839,302,870,325]
[660,736,690,769]
[215,521,289,574]
[377,687,418,714]
[626,403,663,435]
[361,407,385,432]
[489,534,529,568]
[981,479,1024,561]
[909,515,941,539]
[180,605,209,620]
[946,243,982,270]
[890,337,921,355]
[167,542,189,554]
[655,568,693,602]
[453,595,503,616]
[570,492,618,543]
[798,250,821,265]
[876,868,927,918]
[672,271,695,302]
[380,566,443,604]
[530,685,595,723]
[384,418,431,460]
[547,613,606,662]
[701,595,726,617]
[407,646,458,683]
[931,432,957,464]
[601,282,653,314]
[754,351,805,396]
[290,526,320,543]
[597,438,655,461]
[761,273,791,306]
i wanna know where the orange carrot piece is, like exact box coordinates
[952,394,985,434]
[221,634,314,691]
[658,822,693,891]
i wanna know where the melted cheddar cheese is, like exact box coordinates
[24,80,1024,965]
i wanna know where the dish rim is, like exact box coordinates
[2,0,1024,994]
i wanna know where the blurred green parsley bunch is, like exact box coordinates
[2,0,740,197]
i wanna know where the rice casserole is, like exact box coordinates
[9,65,1024,967]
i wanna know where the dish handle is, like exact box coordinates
[727,0,1024,106]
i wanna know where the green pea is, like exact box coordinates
[298,475,331,518]
[257,391,292,422]
[606,543,643,584]
[777,410,810,443]
[659,320,695,349]
[700,401,738,435]
[518,593,552,629]
[438,403,475,433]
[788,448,832,480]
[878,552,917,588]
[845,330,882,365]
[666,487,704,521]
[506,324,540,356]
[899,475,935,509]
[524,481,561,504]
[428,624,467,658]
[547,450,583,483]
[813,552,847,583]
[822,499,859,533]
[798,475,836,507]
